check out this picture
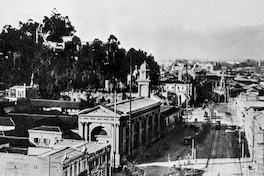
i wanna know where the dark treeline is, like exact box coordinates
[0,10,159,99]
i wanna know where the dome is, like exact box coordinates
[140,61,149,71]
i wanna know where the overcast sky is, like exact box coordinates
[1,0,264,61]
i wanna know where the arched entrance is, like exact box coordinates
[91,126,110,143]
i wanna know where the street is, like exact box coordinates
[138,104,254,175]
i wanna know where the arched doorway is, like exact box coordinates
[91,126,109,143]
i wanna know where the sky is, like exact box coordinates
[1,0,264,61]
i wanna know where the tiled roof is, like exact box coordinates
[79,97,161,117]
[31,99,79,109]
[107,97,161,115]
[39,140,109,162]
[30,125,61,132]
[0,117,15,127]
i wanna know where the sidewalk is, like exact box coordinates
[138,158,257,176]
[138,158,207,169]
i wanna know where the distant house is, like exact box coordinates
[60,90,88,102]
[5,83,39,101]
[159,78,192,105]
[30,99,80,115]
[160,106,181,132]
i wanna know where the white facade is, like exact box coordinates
[5,83,38,101]
[160,82,192,105]
[28,126,62,148]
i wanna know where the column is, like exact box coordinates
[76,161,79,175]
[146,116,149,141]
[89,125,92,142]
[79,122,84,139]
[72,164,74,176]
[123,126,126,153]
[105,151,108,176]
[152,114,155,140]
[139,119,142,144]
[157,113,160,138]
[84,123,88,141]
[87,159,90,176]
[116,124,120,166]
[131,121,135,148]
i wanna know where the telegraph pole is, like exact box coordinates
[128,53,132,155]
[185,63,188,122]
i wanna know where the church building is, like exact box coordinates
[78,61,162,167]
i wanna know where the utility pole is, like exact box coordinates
[185,63,188,122]
[113,85,117,169]
[192,138,196,175]
[128,53,132,155]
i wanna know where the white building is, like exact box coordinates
[159,79,192,105]
[5,83,39,101]
[28,126,62,148]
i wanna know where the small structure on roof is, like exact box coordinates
[28,125,62,148]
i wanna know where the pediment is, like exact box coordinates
[81,105,121,118]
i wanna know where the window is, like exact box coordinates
[83,161,86,171]
[34,138,39,144]
[44,138,50,145]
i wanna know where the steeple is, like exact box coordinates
[137,61,150,97]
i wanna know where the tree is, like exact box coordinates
[0,11,160,99]
[42,9,75,43]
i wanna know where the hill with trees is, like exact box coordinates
[0,9,159,99]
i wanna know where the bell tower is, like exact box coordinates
[137,61,150,97]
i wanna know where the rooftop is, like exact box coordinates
[79,97,161,116]
[30,125,61,132]
[0,117,15,127]
[107,97,161,115]
[30,99,79,109]
[38,140,110,162]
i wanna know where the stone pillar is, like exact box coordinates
[157,113,160,137]
[104,151,108,175]
[87,160,90,175]
[152,114,155,140]
[89,128,92,142]
[131,121,135,148]
[123,126,126,153]
[72,164,75,176]
[79,122,84,139]
[76,161,79,175]
[146,116,149,140]
[139,119,142,144]
[84,123,88,141]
